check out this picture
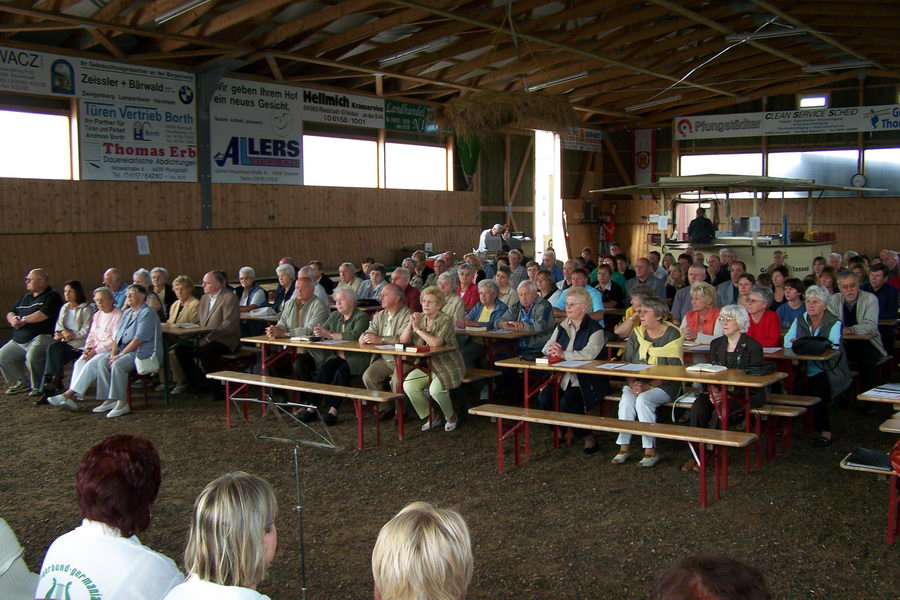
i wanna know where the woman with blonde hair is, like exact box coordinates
[164,472,278,600]
[372,502,472,600]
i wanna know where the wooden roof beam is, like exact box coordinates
[751,0,885,69]
[382,0,738,98]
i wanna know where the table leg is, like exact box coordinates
[354,399,364,450]
[523,368,531,461]
[497,417,505,474]
[888,474,899,546]
[696,442,707,509]
[394,355,406,441]
[162,337,172,405]
[225,380,231,428]
[720,384,728,490]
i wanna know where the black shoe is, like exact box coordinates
[298,410,317,423]
[33,394,50,406]
[814,435,833,447]
[323,412,337,426]
[583,444,600,455]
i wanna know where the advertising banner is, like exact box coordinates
[674,104,900,140]
[385,100,436,133]
[210,78,303,184]
[0,45,78,97]
[300,88,384,128]
[561,127,603,151]
[78,60,196,181]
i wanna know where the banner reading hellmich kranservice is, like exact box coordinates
[301,88,384,128]
[674,104,900,140]
[209,78,303,185]
[78,60,196,181]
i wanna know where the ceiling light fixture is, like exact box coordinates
[377,35,456,66]
[801,60,872,72]
[625,95,682,112]
[154,0,212,24]
[724,28,808,42]
[525,71,588,92]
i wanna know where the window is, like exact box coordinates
[302,135,378,188]
[0,109,72,179]
[768,150,859,196]
[680,153,763,177]
[385,142,448,190]
[863,148,900,196]
[798,94,828,108]
[680,153,762,198]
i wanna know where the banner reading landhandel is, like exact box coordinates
[674,104,900,140]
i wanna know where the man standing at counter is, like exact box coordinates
[687,207,716,245]
[765,250,794,278]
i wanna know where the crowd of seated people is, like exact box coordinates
[3,243,896,464]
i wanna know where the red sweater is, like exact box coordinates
[747,310,781,347]
[458,283,479,311]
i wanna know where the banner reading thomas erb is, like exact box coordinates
[210,78,303,185]
[78,59,196,182]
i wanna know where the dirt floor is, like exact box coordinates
[1,384,898,600]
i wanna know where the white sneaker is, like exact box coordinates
[445,419,458,432]
[611,452,629,465]
[47,394,67,407]
[638,454,661,468]
[421,417,444,431]
[92,401,116,413]
[171,385,189,394]
[107,405,131,418]
[60,397,79,411]
[155,383,166,392]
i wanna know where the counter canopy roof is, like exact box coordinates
[591,174,886,200]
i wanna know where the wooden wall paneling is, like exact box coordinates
[0,179,200,233]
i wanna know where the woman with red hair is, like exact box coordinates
[35,434,183,600]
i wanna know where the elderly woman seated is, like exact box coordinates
[49,284,161,418]
[357,262,388,303]
[133,268,165,319]
[400,286,466,431]
[681,304,765,472]
[784,285,851,447]
[612,296,683,467]
[745,285,781,347]
[436,271,465,319]
[164,472,277,600]
[455,264,479,310]
[35,435,182,598]
[150,267,176,317]
[236,266,267,313]
[457,279,509,371]
[292,287,371,425]
[679,281,722,345]
[163,275,200,394]
[372,502,472,600]
[271,263,296,312]
[538,287,608,453]
[36,280,94,400]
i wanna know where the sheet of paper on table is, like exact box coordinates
[863,389,900,399]
[595,362,652,371]
[763,347,781,353]
[556,360,591,367]
[875,382,900,391]
[316,339,350,345]
[375,344,396,350]
[688,344,710,351]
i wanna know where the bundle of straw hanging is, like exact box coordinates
[432,90,579,137]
